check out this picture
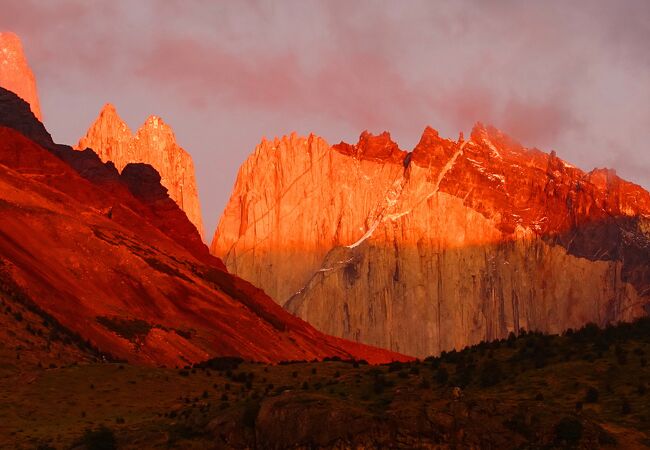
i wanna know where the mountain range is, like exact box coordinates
[1,31,649,363]
[0,34,404,367]
[212,128,650,357]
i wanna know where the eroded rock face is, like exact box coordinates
[212,127,650,357]
[0,32,41,121]
[0,87,406,366]
[77,104,205,237]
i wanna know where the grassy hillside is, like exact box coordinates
[1,318,649,449]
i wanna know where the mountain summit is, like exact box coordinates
[77,104,205,237]
[0,86,405,365]
[0,32,41,121]
[212,126,650,357]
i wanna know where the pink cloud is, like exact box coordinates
[0,0,647,236]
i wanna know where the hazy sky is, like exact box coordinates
[2,0,649,239]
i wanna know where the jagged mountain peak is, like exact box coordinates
[0,86,405,366]
[141,114,172,132]
[255,132,331,157]
[99,102,118,114]
[136,115,179,147]
[80,103,131,142]
[78,106,204,237]
[411,126,458,167]
[212,124,650,357]
[0,31,41,121]
[333,129,406,163]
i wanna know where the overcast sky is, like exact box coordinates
[2,0,648,238]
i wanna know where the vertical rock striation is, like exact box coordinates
[0,86,406,366]
[212,125,650,357]
[0,32,41,121]
[77,105,204,237]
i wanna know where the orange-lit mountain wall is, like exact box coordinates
[0,32,41,121]
[212,126,650,357]
[0,87,406,366]
[77,104,204,237]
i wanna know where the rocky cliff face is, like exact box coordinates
[77,104,204,237]
[0,87,405,366]
[212,127,650,357]
[0,32,41,121]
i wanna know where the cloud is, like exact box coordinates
[0,0,647,235]
[134,34,436,136]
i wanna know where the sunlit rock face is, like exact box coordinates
[212,126,650,357]
[0,86,406,366]
[0,32,41,121]
[77,104,205,238]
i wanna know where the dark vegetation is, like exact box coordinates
[95,317,153,343]
[95,316,194,345]
[1,317,649,449]
[75,426,117,450]
[0,258,119,363]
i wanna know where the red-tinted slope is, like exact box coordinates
[0,89,407,366]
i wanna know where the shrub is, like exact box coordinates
[242,400,261,428]
[479,359,503,387]
[435,367,449,385]
[373,375,388,394]
[598,429,617,446]
[96,316,151,343]
[621,399,631,414]
[584,387,599,403]
[554,417,583,446]
[168,422,203,442]
[79,425,117,450]
[425,357,440,369]
[503,412,533,439]
[387,361,403,372]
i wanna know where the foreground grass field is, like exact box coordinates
[1,319,649,449]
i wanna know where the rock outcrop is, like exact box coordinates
[0,32,41,121]
[77,104,205,237]
[212,127,650,357]
[0,86,406,366]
